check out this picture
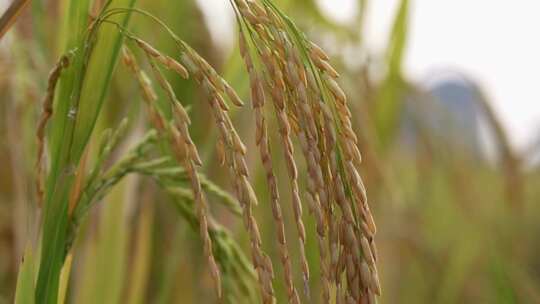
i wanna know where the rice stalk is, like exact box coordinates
[35,1,135,302]
[126,193,154,304]
[0,0,30,40]
[14,245,35,304]
[472,84,524,209]
[57,253,73,304]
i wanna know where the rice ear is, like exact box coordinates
[234,1,380,301]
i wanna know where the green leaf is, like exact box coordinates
[387,0,409,75]
[70,0,137,159]
[126,201,154,304]
[15,245,36,304]
[35,1,136,303]
[374,0,409,148]
[57,254,74,304]
[35,1,91,301]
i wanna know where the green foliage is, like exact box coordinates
[2,0,540,303]
[375,0,409,148]
[35,0,91,301]
[14,246,35,304]
[36,1,136,303]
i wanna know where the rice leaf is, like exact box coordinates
[15,245,36,304]
[375,0,409,148]
[126,201,154,304]
[35,0,91,301]
[57,254,73,304]
[35,0,136,302]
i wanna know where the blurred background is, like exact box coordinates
[1,0,540,303]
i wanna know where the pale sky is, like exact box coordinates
[320,0,540,151]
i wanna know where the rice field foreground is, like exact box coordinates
[0,0,538,303]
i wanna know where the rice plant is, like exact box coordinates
[6,0,537,303]
[5,0,378,303]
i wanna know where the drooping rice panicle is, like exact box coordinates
[144,51,223,298]
[175,42,277,304]
[235,0,323,299]
[123,44,222,298]
[231,0,380,302]
[238,28,301,304]
[233,4,314,297]
[111,17,276,300]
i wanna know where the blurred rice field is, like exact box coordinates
[1,0,539,303]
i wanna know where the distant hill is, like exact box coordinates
[400,72,497,161]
